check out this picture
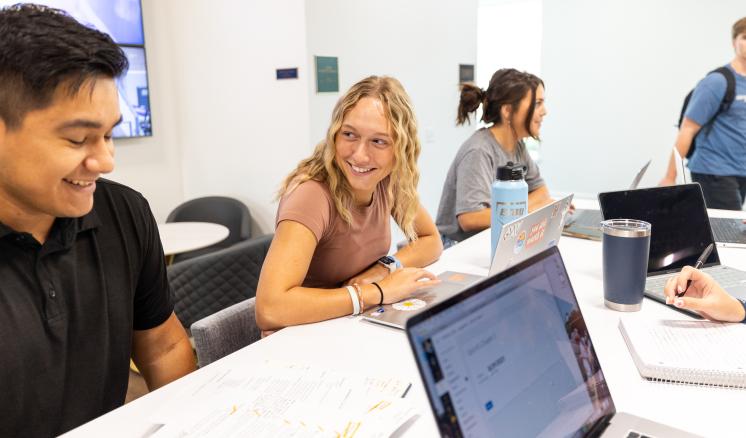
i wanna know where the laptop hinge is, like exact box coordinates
[586,414,614,438]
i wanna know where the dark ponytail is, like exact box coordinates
[456,83,485,125]
[463,68,543,140]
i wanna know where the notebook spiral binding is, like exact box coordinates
[646,364,746,389]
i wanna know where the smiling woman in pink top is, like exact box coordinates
[256,76,443,332]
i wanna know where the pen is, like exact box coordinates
[676,243,714,297]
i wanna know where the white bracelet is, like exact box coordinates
[346,285,361,315]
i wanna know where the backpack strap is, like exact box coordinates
[682,67,736,159]
[708,66,736,116]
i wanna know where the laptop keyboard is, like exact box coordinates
[626,431,655,438]
[710,217,746,244]
[565,209,603,229]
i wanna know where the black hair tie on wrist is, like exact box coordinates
[372,282,384,307]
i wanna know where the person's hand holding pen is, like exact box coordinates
[664,266,746,322]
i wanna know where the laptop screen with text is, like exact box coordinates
[408,249,614,437]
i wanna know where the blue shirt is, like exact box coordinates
[686,65,746,177]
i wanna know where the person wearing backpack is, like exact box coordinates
[659,17,746,210]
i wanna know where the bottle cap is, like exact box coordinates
[497,161,526,181]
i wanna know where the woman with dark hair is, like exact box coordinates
[436,68,552,244]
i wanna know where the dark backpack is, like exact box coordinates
[679,66,736,158]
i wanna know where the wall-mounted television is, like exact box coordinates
[0,0,152,138]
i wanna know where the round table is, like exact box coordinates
[157,222,230,257]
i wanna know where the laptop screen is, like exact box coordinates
[407,249,614,437]
[599,184,719,275]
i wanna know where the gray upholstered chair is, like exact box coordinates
[191,297,261,367]
[166,196,252,263]
[168,233,273,331]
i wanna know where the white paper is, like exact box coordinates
[149,360,417,438]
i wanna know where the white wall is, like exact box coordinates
[476,0,543,86]
[176,0,310,235]
[305,0,479,226]
[115,0,312,233]
[112,0,477,236]
[539,0,744,198]
[107,0,184,222]
[110,1,744,225]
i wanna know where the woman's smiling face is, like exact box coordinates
[334,97,395,206]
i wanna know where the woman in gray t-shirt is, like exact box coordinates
[436,68,553,243]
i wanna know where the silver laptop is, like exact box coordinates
[406,247,701,438]
[670,148,746,247]
[710,217,746,248]
[599,183,746,318]
[362,195,573,329]
[563,160,650,241]
[489,193,573,275]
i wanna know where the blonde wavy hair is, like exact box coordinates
[278,76,422,241]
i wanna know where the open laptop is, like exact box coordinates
[563,160,651,241]
[672,146,746,247]
[710,217,746,248]
[599,183,746,318]
[361,195,573,329]
[406,247,701,438]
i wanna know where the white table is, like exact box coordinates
[157,222,229,256]
[67,211,746,437]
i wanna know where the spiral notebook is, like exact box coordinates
[619,317,746,388]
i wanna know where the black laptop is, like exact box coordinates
[598,183,746,318]
[406,247,700,438]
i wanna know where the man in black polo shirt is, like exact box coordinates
[0,5,196,436]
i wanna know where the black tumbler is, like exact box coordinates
[601,219,651,311]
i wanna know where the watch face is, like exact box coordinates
[379,256,395,265]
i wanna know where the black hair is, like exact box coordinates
[456,68,544,140]
[0,3,128,129]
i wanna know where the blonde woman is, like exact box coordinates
[256,76,443,332]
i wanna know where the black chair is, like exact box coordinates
[168,233,273,332]
[166,196,252,263]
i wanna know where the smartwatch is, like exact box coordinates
[377,255,402,273]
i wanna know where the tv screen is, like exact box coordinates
[0,0,151,138]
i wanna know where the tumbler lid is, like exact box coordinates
[601,219,651,238]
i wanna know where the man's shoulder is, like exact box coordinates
[94,178,147,205]
[92,178,152,226]
[697,66,731,92]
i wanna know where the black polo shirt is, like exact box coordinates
[0,179,173,437]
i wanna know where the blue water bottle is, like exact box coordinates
[491,161,528,261]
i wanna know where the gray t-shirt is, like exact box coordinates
[435,128,545,242]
